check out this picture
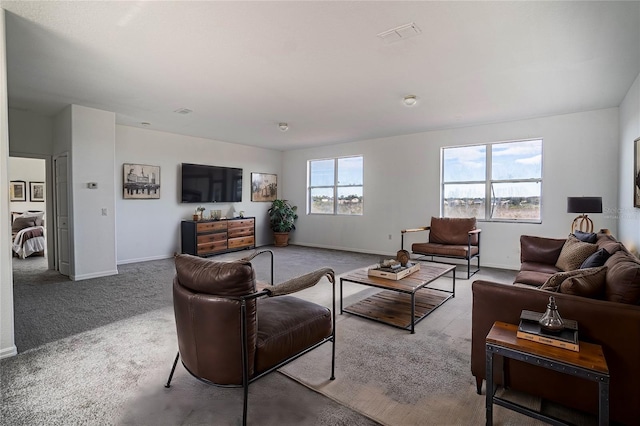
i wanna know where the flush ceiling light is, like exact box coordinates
[403,95,417,106]
[279,122,289,132]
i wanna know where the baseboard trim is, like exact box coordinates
[291,243,518,272]
[117,254,174,266]
[71,269,119,281]
[0,345,18,359]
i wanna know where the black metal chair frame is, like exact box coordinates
[164,250,336,426]
[401,228,481,280]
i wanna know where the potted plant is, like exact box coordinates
[268,199,298,247]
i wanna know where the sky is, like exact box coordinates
[443,140,542,198]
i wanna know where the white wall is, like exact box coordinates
[69,105,117,280]
[8,108,53,155]
[0,9,17,359]
[115,125,282,264]
[8,157,46,213]
[618,72,640,253]
[283,108,620,270]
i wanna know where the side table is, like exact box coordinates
[485,321,609,426]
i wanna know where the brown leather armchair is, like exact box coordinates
[401,216,481,279]
[165,253,336,425]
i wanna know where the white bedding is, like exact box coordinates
[12,226,46,259]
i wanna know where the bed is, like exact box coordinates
[11,211,46,259]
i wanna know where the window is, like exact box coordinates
[308,156,363,215]
[441,139,542,222]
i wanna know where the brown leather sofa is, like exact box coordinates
[471,232,640,425]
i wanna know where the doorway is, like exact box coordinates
[8,156,53,273]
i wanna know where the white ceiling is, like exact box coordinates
[2,1,639,151]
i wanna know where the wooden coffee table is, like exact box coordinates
[340,262,455,333]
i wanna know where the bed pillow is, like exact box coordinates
[12,216,38,233]
[555,235,598,271]
[21,211,44,226]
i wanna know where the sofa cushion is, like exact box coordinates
[255,296,331,373]
[604,251,640,304]
[555,235,598,271]
[428,217,478,245]
[411,242,479,258]
[520,261,562,275]
[573,230,597,243]
[580,248,612,269]
[596,233,622,255]
[520,235,565,265]
[559,266,607,298]
[514,270,554,287]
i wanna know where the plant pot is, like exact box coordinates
[273,232,290,247]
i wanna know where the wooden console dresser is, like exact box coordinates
[181,217,255,257]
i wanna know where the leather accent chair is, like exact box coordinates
[165,253,336,426]
[401,217,481,279]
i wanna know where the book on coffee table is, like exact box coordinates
[517,310,579,352]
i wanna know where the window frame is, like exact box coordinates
[307,155,364,216]
[441,139,543,224]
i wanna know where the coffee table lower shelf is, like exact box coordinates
[343,288,452,331]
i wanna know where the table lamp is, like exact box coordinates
[567,196,602,233]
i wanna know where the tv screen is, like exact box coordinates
[181,163,243,203]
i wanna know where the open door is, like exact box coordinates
[54,153,69,276]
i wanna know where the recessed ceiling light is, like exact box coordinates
[403,95,417,106]
[174,108,193,115]
[141,122,151,127]
[279,123,289,132]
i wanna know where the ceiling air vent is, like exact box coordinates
[174,108,193,115]
[377,22,421,43]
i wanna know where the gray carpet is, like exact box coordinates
[10,247,383,352]
[4,246,385,425]
[3,247,598,425]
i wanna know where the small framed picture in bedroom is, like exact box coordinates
[30,182,45,202]
[123,163,161,199]
[10,180,26,202]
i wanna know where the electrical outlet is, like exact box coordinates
[101,208,107,216]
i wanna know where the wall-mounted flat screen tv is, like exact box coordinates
[181,163,243,203]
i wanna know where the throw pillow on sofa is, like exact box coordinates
[538,266,606,293]
[573,230,597,243]
[559,266,608,298]
[580,248,612,269]
[555,235,598,271]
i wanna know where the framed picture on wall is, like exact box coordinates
[29,181,45,202]
[9,180,26,202]
[123,163,160,199]
[635,137,640,208]
[251,172,277,202]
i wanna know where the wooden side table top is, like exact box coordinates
[487,321,609,374]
